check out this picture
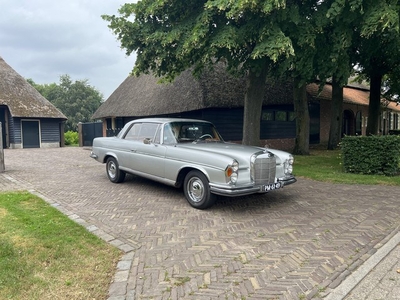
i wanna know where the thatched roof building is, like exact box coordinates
[91,64,400,149]
[0,56,67,148]
[92,64,293,120]
[0,57,66,119]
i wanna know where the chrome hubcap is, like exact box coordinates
[108,161,116,179]
[187,177,204,203]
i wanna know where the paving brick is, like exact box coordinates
[1,147,400,300]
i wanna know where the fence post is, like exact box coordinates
[78,122,83,147]
[0,122,5,172]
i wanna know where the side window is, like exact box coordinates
[124,123,141,140]
[163,124,178,144]
[139,123,159,141]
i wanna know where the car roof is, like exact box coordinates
[128,118,213,125]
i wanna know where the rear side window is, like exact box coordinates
[139,123,160,142]
[124,123,142,140]
[123,122,160,142]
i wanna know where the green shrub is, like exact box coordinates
[341,135,400,176]
[64,130,79,145]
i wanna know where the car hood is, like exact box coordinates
[176,142,270,166]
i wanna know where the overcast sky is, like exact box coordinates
[0,0,137,99]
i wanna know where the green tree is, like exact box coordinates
[103,0,297,146]
[28,75,103,132]
[358,37,400,136]
[278,1,350,153]
[348,0,400,135]
[323,1,358,150]
[295,0,400,146]
[103,0,400,149]
[281,3,321,155]
[292,79,310,155]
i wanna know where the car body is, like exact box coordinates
[90,118,296,209]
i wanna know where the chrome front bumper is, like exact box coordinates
[209,175,296,197]
[277,175,297,187]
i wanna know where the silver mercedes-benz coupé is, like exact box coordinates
[90,118,296,209]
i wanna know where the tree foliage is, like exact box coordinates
[103,0,298,146]
[28,75,103,132]
[103,0,400,149]
[346,0,400,135]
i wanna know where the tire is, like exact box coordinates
[183,170,216,209]
[106,157,126,183]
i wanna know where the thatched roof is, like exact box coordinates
[0,56,67,119]
[92,64,293,119]
[94,65,400,119]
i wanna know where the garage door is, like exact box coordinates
[22,120,40,148]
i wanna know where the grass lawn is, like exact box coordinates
[0,191,122,300]
[294,149,400,186]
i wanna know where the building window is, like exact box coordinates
[356,111,362,135]
[288,112,296,121]
[275,111,287,121]
[261,111,274,121]
[261,110,295,122]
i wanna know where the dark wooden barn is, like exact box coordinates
[0,56,67,148]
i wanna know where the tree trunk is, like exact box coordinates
[327,77,344,150]
[293,79,310,155]
[366,72,383,135]
[242,66,268,146]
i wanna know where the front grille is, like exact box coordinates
[253,154,276,185]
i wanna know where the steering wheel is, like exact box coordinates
[193,134,213,143]
[199,134,213,139]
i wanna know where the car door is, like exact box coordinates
[116,122,143,171]
[127,123,167,178]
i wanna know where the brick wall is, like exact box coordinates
[319,100,369,143]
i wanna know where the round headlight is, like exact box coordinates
[232,160,239,172]
[225,160,239,184]
[230,173,238,183]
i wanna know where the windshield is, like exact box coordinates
[163,122,223,144]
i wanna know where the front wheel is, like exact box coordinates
[106,157,126,183]
[183,170,216,209]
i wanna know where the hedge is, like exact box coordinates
[64,131,79,146]
[341,135,400,176]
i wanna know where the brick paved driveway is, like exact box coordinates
[1,147,400,299]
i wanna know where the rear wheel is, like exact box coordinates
[183,170,216,209]
[106,157,126,183]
